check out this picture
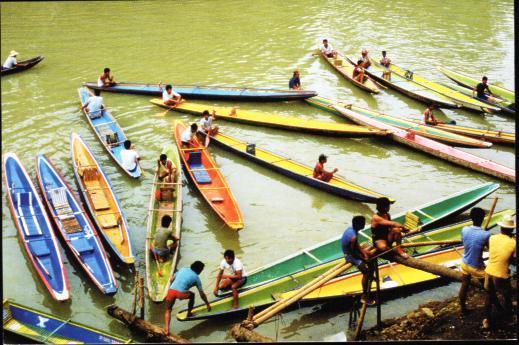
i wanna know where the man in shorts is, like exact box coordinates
[213,249,247,309]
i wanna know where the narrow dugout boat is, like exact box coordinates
[1,56,44,76]
[145,144,183,302]
[177,209,513,320]
[306,96,492,148]
[191,182,498,296]
[198,130,394,203]
[373,61,500,113]
[438,66,515,104]
[174,122,243,231]
[3,153,69,302]
[36,154,117,295]
[70,133,135,264]
[78,87,141,178]
[320,51,380,93]
[3,299,132,344]
[151,99,388,137]
[333,104,515,183]
[83,82,317,101]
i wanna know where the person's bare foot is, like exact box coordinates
[163,328,170,336]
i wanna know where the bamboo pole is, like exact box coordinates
[131,272,139,315]
[483,197,498,230]
[400,240,461,248]
[139,276,145,319]
[353,301,368,340]
[229,324,275,342]
[375,262,381,327]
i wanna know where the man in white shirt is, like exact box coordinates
[2,50,20,70]
[81,89,105,118]
[120,140,140,172]
[97,67,116,87]
[320,39,337,59]
[181,123,198,148]
[162,84,182,107]
[199,110,219,136]
[213,249,248,309]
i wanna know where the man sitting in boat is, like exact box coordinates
[97,67,116,87]
[157,153,176,183]
[371,197,410,259]
[313,154,338,182]
[473,76,497,103]
[359,49,371,69]
[164,261,211,335]
[289,70,301,90]
[213,249,248,309]
[163,84,183,107]
[151,215,179,262]
[423,104,440,125]
[199,110,219,136]
[181,123,198,148]
[320,39,337,59]
[81,89,105,118]
[379,50,391,79]
[341,215,376,305]
[352,60,366,83]
[120,140,140,172]
[2,50,21,70]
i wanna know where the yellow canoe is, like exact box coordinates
[321,51,380,93]
[150,99,388,137]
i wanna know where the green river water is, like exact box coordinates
[1,0,515,342]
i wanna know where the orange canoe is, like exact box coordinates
[173,122,244,231]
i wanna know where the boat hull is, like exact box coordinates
[1,56,44,76]
[321,52,379,93]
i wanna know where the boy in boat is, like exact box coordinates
[213,249,248,309]
[289,70,301,90]
[2,50,21,70]
[352,60,366,83]
[371,197,410,259]
[313,154,338,182]
[181,123,198,148]
[341,215,376,305]
[458,207,489,315]
[482,215,516,329]
[164,261,211,335]
[81,89,105,117]
[120,140,140,172]
[473,76,497,103]
[163,84,183,107]
[199,110,219,136]
[156,153,177,183]
[359,49,371,69]
[151,215,179,263]
[379,51,391,79]
[320,39,337,59]
[97,67,116,87]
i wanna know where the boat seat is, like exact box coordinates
[89,190,110,211]
[211,197,224,203]
[82,168,111,211]
[98,213,119,229]
[28,240,51,257]
[49,187,74,218]
[187,151,212,184]
[16,192,43,237]
[404,212,421,231]
[76,152,91,177]
[73,237,94,255]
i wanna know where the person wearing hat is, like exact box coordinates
[151,215,179,262]
[482,215,516,329]
[289,70,301,90]
[359,48,371,69]
[2,50,21,70]
[313,154,338,182]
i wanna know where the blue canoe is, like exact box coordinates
[83,82,318,101]
[3,299,132,343]
[2,153,70,302]
[36,154,118,295]
[78,87,141,179]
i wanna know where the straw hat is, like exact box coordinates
[9,50,19,57]
[497,215,516,229]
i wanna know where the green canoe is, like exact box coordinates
[145,144,183,302]
[177,208,513,320]
[438,66,515,104]
[305,96,493,148]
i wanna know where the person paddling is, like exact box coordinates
[371,197,409,259]
[180,123,198,148]
[473,76,497,103]
[352,60,366,83]
[163,84,183,107]
[156,153,176,183]
[313,154,338,182]
[2,50,21,70]
[320,39,337,59]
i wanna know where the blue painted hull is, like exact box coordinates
[78,87,141,179]
[83,82,318,101]
[36,154,118,295]
[3,153,69,301]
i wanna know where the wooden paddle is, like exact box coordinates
[35,255,51,276]
[155,105,177,117]
[483,197,498,230]
[151,245,163,277]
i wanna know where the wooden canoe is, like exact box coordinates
[376,61,500,113]
[198,130,394,203]
[177,209,512,320]
[145,144,183,302]
[83,82,317,101]
[36,154,117,295]
[70,132,135,264]
[2,153,69,302]
[78,87,141,178]
[195,182,499,296]
[3,299,132,344]
[306,96,493,148]
[438,66,515,104]
[321,51,380,93]
[1,56,44,76]
[173,122,243,231]
[333,104,515,182]
[151,99,388,137]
